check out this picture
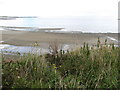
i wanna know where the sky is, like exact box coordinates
[0,0,119,17]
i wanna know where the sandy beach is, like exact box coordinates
[1,30,118,48]
[0,30,119,61]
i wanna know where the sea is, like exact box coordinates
[0,16,118,55]
[0,16,118,33]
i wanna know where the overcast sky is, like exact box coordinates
[0,0,119,17]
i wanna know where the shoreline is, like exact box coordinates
[1,30,118,46]
[1,30,119,60]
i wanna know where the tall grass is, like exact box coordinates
[2,39,120,88]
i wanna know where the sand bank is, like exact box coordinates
[1,30,118,60]
[1,30,118,49]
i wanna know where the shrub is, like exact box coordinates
[2,40,119,88]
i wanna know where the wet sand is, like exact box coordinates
[1,30,119,61]
[1,30,118,48]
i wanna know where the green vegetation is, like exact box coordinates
[2,39,120,88]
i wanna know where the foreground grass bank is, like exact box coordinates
[2,41,120,88]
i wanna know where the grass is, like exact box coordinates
[1,39,120,88]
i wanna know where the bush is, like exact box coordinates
[2,41,120,88]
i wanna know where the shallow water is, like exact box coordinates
[0,44,71,55]
[0,44,49,54]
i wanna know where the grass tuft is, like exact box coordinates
[2,39,120,88]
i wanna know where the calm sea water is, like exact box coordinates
[0,16,118,33]
[0,16,118,54]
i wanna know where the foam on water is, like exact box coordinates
[0,44,10,49]
[63,45,70,51]
[107,36,118,42]
[0,16,118,33]
[0,27,5,31]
